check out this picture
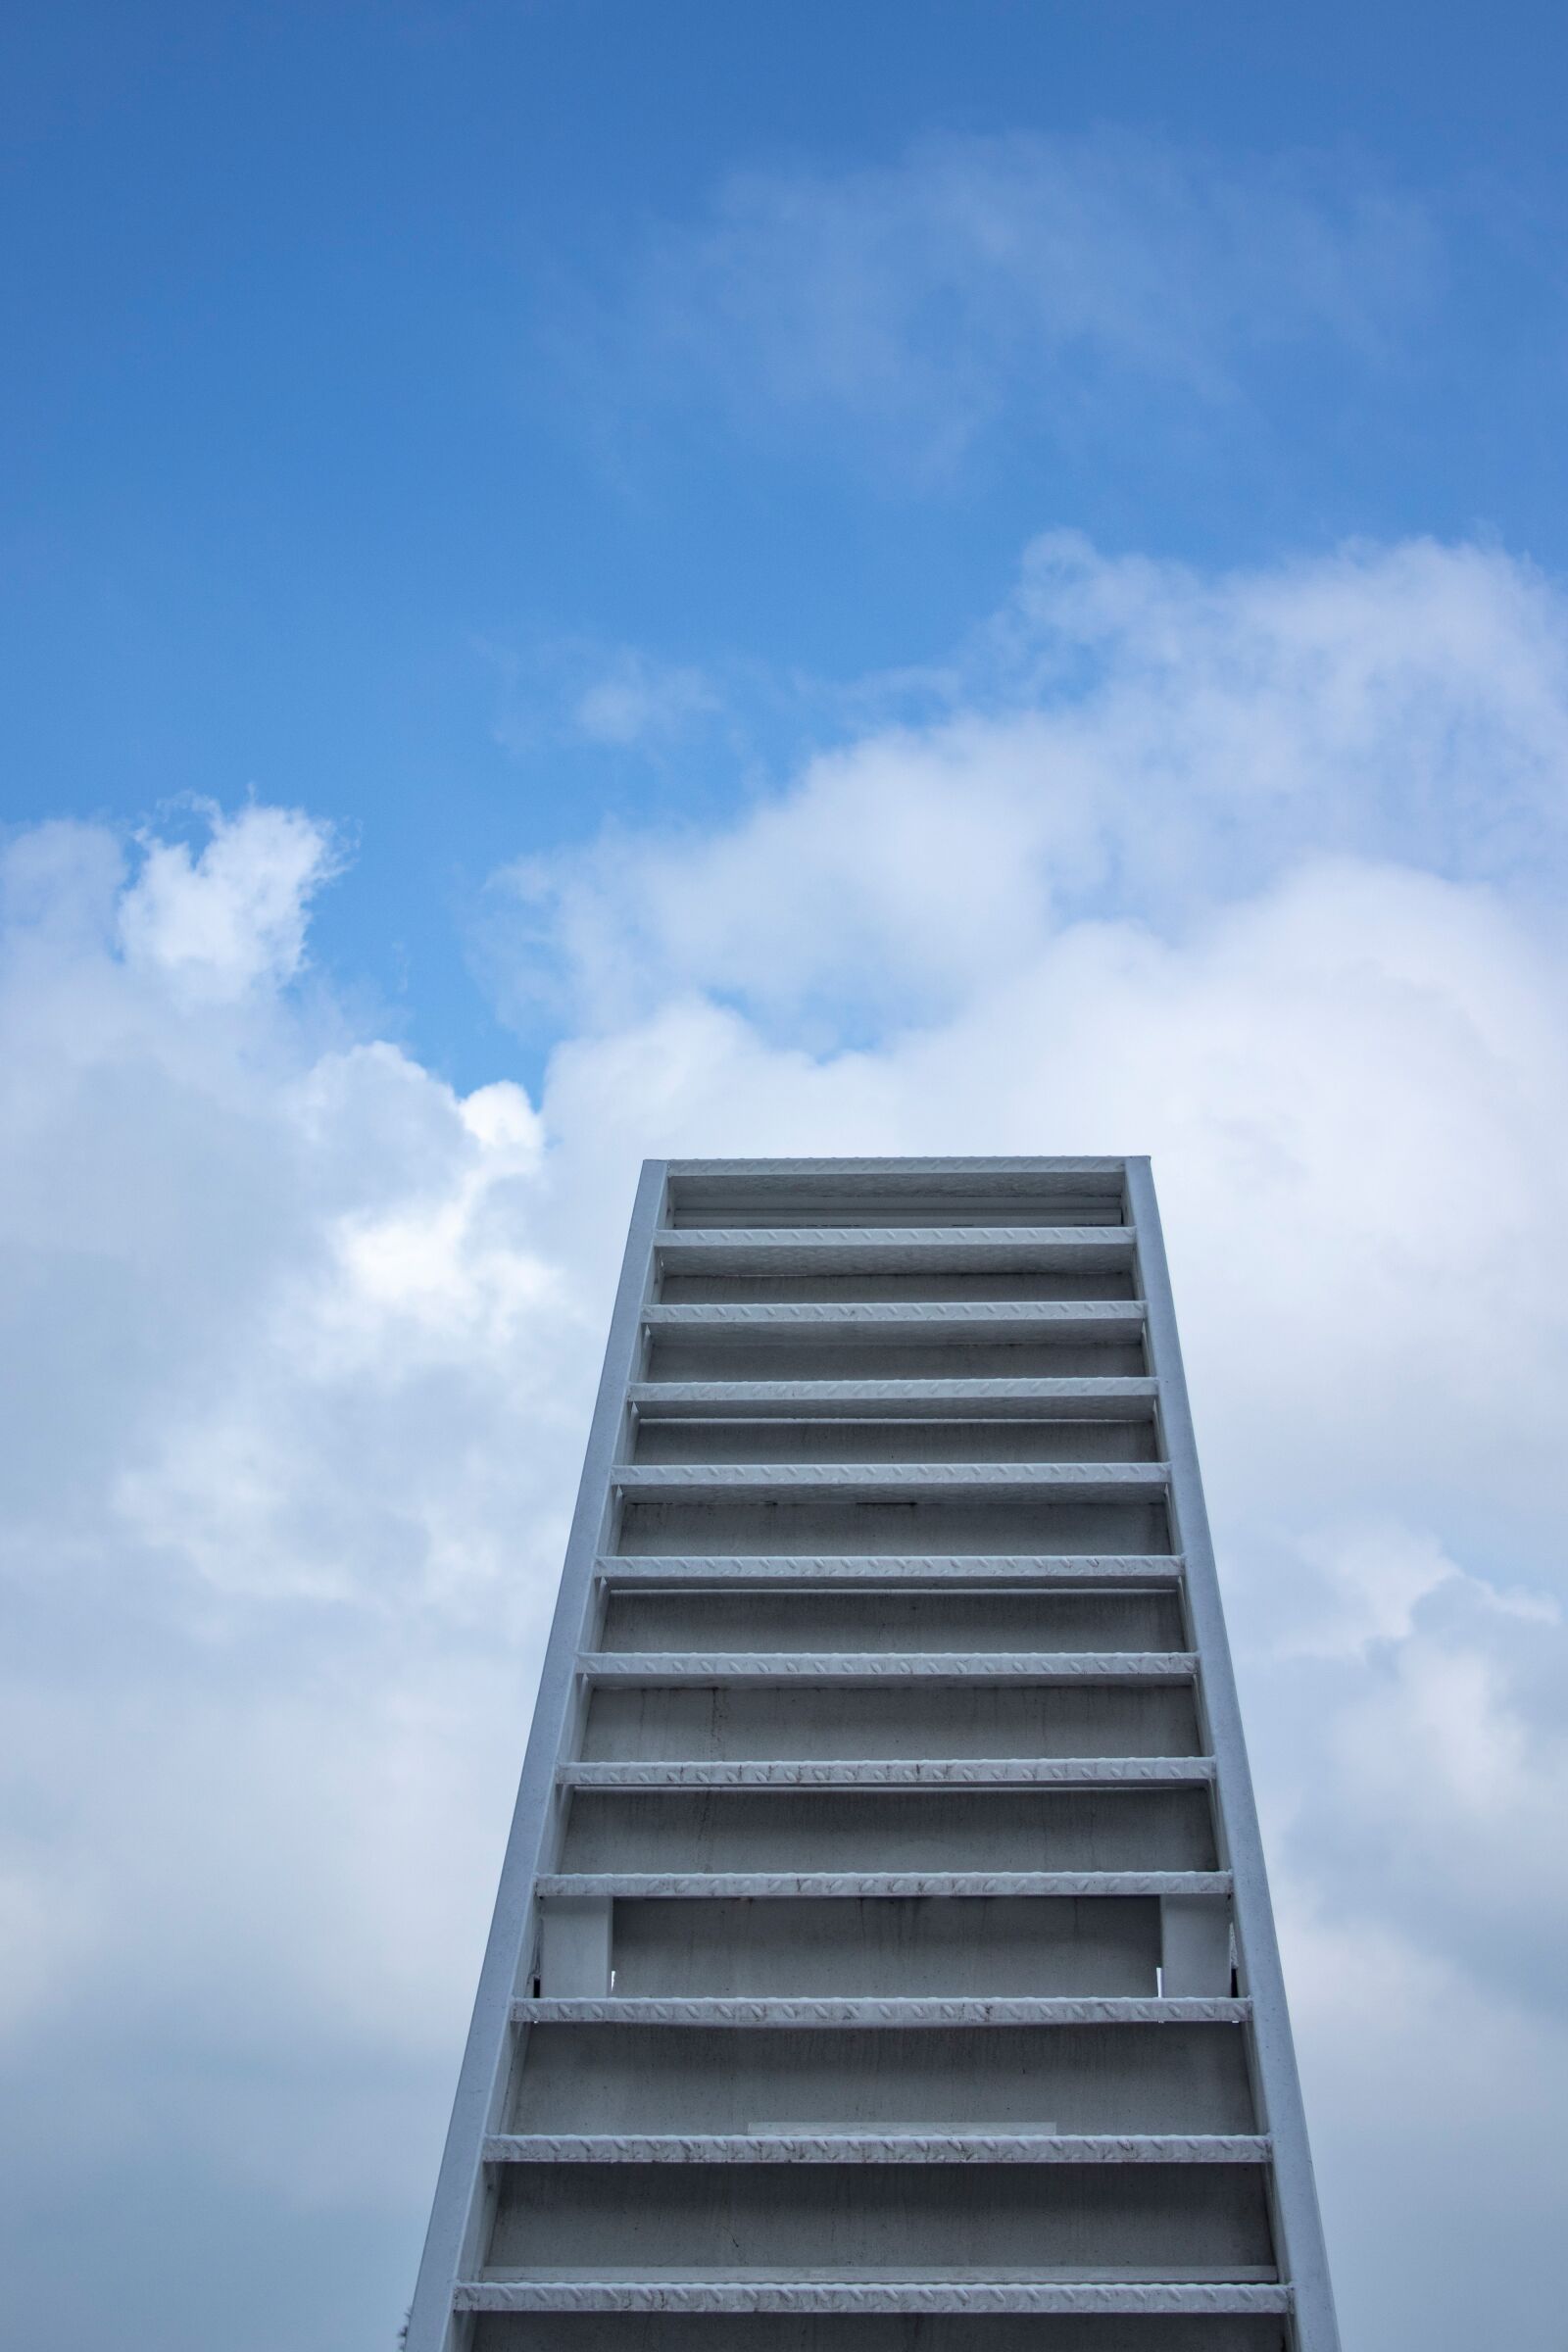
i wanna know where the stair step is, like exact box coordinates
[559,1757,1215,1789]
[457,2280,1292,2314]
[578,1651,1198,1683]
[536,1869,1234,1899]
[481,2132,1271,2166]
[509,1996,1252,2027]
[612,1461,1167,1497]
[629,1379,1157,1420]
[646,1300,1145,1331]
[656,1226,1138,1273]
[597,1553,1184,1585]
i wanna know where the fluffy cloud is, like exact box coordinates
[4,533,1568,2349]
[0,808,623,2346]
[496,532,1568,1036]
[118,800,342,998]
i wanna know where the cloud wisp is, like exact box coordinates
[487,636,725,759]
[587,129,1436,473]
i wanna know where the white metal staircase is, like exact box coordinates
[406,1156,1339,2352]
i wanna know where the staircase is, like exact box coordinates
[406,1156,1339,2352]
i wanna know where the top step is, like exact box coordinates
[664,1162,1131,1230]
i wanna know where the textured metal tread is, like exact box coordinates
[559,1757,1215,1789]
[579,1650,1197,1683]
[653,1228,1137,1275]
[612,1460,1167,1494]
[458,2280,1291,2315]
[657,1225,1137,1250]
[537,1869,1233,1899]
[482,2132,1271,2166]
[646,1299,1145,1329]
[510,1996,1253,2027]
[628,1378,1157,1416]
[597,1553,1184,1584]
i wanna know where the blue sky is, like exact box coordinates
[5,7,1568,2350]
[8,0,1568,1089]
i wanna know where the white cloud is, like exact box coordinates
[0,809,618,2343]
[118,800,341,999]
[493,533,1568,1051]
[1279,1520,1558,1661]
[5,531,1568,2348]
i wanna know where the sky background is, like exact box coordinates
[4,3,1568,2345]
